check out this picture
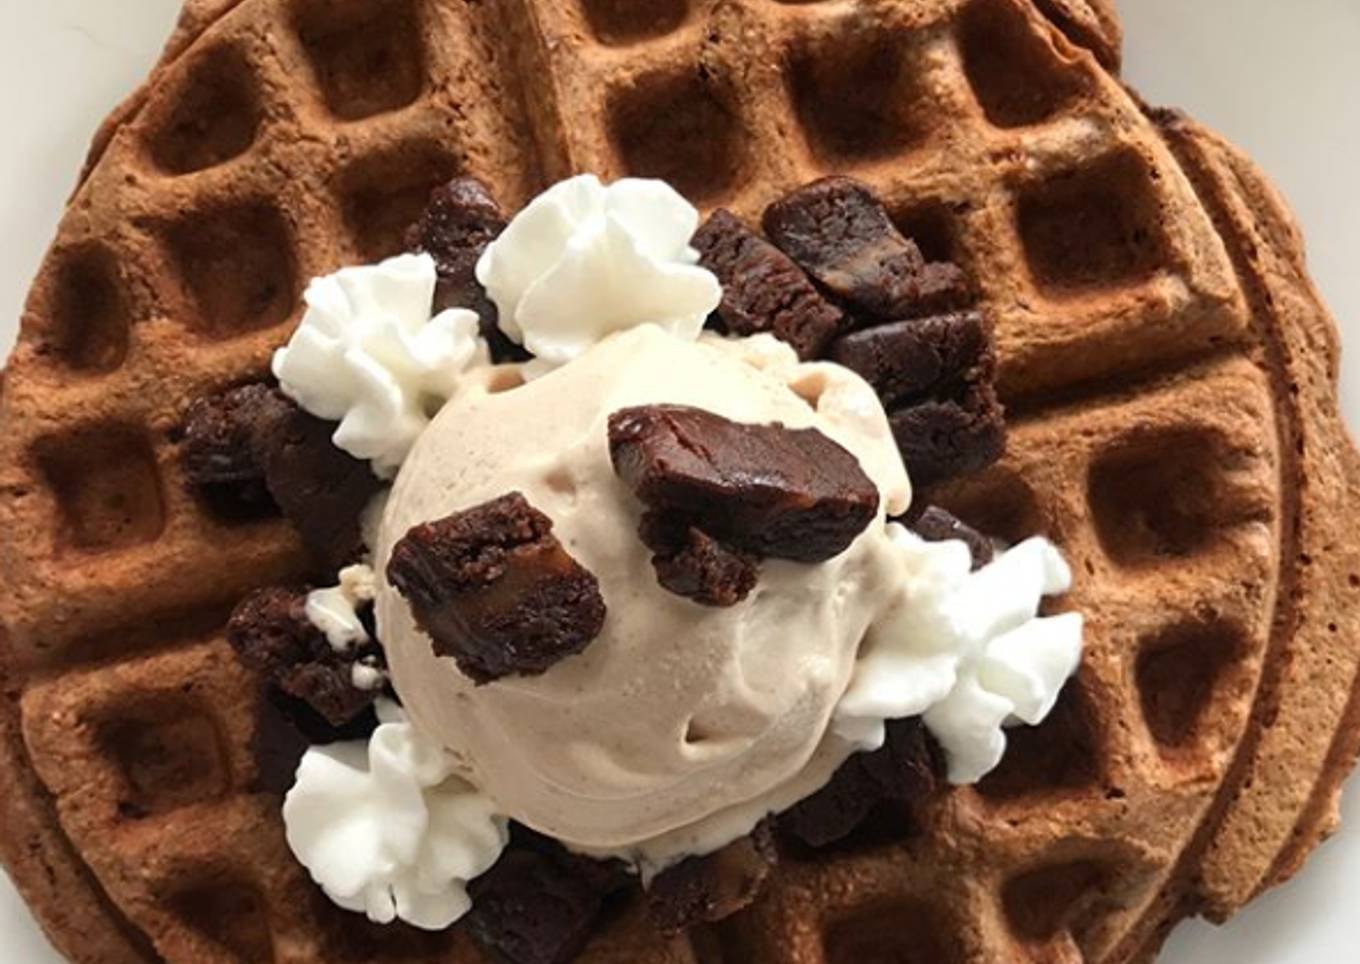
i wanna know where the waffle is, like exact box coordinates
[2,1,1358,961]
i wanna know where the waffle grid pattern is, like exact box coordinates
[1,2,1356,963]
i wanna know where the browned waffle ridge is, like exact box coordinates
[2,2,1358,962]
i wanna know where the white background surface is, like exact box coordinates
[1,1,1357,961]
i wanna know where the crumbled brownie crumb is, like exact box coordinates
[829,311,992,410]
[466,826,632,964]
[763,176,969,320]
[692,209,845,360]
[608,405,879,565]
[889,388,1006,489]
[405,176,527,363]
[227,586,383,728]
[638,511,759,608]
[386,492,607,684]
[646,822,777,935]
[181,384,382,569]
[779,718,940,850]
[909,506,995,570]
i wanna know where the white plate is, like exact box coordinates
[1,2,1357,961]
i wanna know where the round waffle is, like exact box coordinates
[3,1,1358,962]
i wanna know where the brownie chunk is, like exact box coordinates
[405,176,527,364]
[763,177,969,320]
[250,399,385,571]
[829,311,991,410]
[227,586,384,728]
[909,505,994,570]
[252,686,380,794]
[181,383,282,519]
[181,384,382,569]
[466,827,632,964]
[889,388,1005,489]
[638,511,759,607]
[182,383,277,486]
[405,177,506,301]
[466,849,599,964]
[692,209,845,360]
[646,822,777,935]
[386,492,607,684]
[830,309,1005,488]
[608,405,878,564]
[779,718,940,850]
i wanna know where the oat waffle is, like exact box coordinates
[3,1,1358,961]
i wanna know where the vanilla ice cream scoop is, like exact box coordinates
[373,325,911,867]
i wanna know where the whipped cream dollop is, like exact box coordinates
[284,701,508,930]
[306,564,387,691]
[475,175,721,367]
[272,253,486,477]
[837,530,1082,783]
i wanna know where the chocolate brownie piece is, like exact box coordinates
[406,177,506,300]
[831,309,1005,488]
[182,383,277,486]
[466,827,632,964]
[608,405,879,564]
[638,511,759,607]
[386,492,607,684]
[829,311,991,409]
[227,586,383,728]
[889,388,1006,489]
[646,822,777,935]
[251,686,380,794]
[466,849,599,964]
[909,505,994,570]
[692,209,845,359]
[248,395,385,572]
[181,384,382,568]
[181,383,281,519]
[405,176,527,364]
[779,718,940,850]
[763,177,969,320]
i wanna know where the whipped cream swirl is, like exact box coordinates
[837,530,1083,783]
[284,701,508,930]
[475,175,722,367]
[272,253,485,477]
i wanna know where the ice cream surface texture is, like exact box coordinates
[373,325,913,867]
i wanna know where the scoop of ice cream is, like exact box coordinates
[373,326,910,866]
